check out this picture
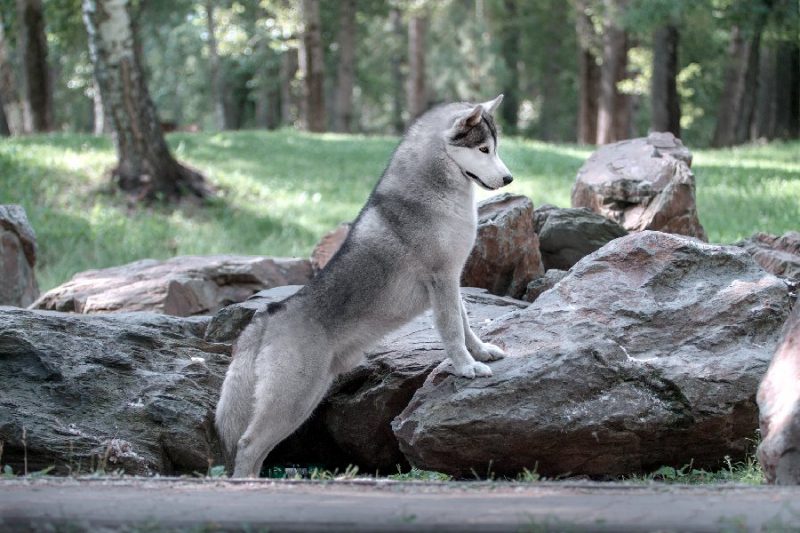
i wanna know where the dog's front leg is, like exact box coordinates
[460,299,506,363]
[427,275,493,378]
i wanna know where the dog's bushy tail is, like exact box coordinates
[215,313,269,466]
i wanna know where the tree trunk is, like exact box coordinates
[651,24,681,137]
[17,0,53,132]
[499,0,520,134]
[389,8,405,134]
[334,0,357,133]
[206,0,227,131]
[753,44,776,140]
[82,0,209,202]
[301,0,325,132]
[407,14,428,122]
[712,6,771,148]
[774,41,800,139]
[0,92,9,136]
[92,76,111,135]
[575,0,599,144]
[280,48,299,127]
[596,0,628,145]
[0,13,22,135]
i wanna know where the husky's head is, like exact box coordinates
[444,95,513,191]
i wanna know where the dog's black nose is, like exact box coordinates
[502,175,513,185]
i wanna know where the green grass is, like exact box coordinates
[1,130,798,291]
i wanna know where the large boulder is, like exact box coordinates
[738,231,800,282]
[0,308,227,475]
[758,303,800,485]
[571,132,707,241]
[461,193,544,299]
[0,205,39,307]
[205,286,527,473]
[31,255,312,316]
[533,205,627,271]
[393,231,790,478]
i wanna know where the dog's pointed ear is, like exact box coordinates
[480,94,504,116]
[460,105,483,129]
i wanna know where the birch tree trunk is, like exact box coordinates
[407,14,428,122]
[82,0,209,201]
[302,0,326,132]
[17,0,53,132]
[334,0,356,133]
[651,24,681,137]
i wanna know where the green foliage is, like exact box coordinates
[631,455,764,485]
[388,466,453,481]
[1,131,798,291]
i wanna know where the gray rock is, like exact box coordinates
[0,308,227,475]
[32,255,312,317]
[0,205,39,307]
[737,231,800,282]
[758,303,800,485]
[533,205,627,271]
[572,132,707,241]
[393,231,789,478]
[461,193,544,299]
[523,269,568,302]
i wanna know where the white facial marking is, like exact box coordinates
[445,138,512,190]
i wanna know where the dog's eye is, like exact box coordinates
[479,146,489,154]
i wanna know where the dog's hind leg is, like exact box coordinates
[231,345,333,478]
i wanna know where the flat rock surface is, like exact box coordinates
[1,478,799,532]
[32,255,312,316]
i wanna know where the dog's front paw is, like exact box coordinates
[453,360,493,379]
[472,342,506,362]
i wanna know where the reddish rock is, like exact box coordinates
[32,255,312,316]
[393,231,789,478]
[0,205,39,307]
[758,303,800,485]
[311,223,351,275]
[571,132,707,241]
[739,231,800,281]
[461,193,544,299]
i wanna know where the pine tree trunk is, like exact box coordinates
[334,0,356,133]
[389,8,405,134]
[0,92,9,136]
[0,13,22,135]
[407,15,428,122]
[17,0,53,132]
[596,0,628,145]
[206,0,227,131]
[651,24,681,137]
[712,5,770,148]
[499,0,520,134]
[280,48,299,126]
[774,41,800,139]
[575,0,599,144]
[753,44,777,140]
[82,0,209,202]
[302,0,325,132]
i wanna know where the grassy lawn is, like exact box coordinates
[1,130,798,291]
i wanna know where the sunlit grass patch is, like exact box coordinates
[1,131,798,291]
